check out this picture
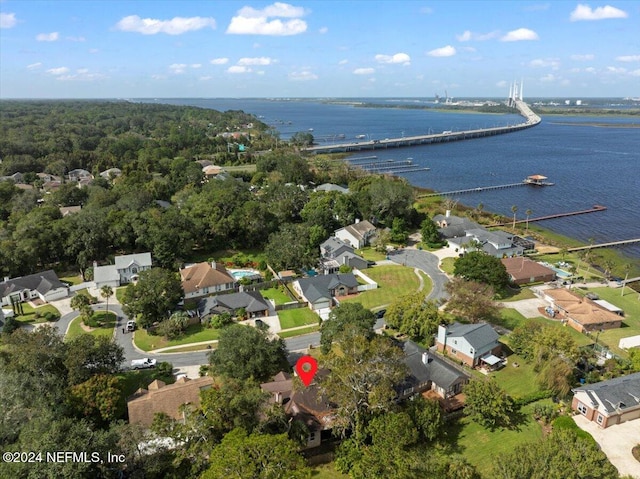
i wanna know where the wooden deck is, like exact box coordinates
[422,390,466,412]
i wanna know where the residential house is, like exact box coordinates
[319,237,368,274]
[127,376,215,427]
[197,291,270,320]
[315,183,350,194]
[93,252,153,289]
[501,257,556,285]
[202,165,223,178]
[400,340,470,411]
[0,172,25,184]
[59,205,82,217]
[572,372,640,428]
[292,273,359,311]
[99,168,122,180]
[449,228,524,258]
[433,211,480,239]
[180,261,236,299]
[436,322,502,368]
[334,220,376,249]
[68,168,93,186]
[543,289,623,333]
[0,270,69,306]
[260,371,334,449]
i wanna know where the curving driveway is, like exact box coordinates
[387,249,450,303]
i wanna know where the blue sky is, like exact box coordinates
[1,1,638,98]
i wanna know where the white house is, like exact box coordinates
[94,253,153,289]
[0,270,69,306]
[334,220,376,249]
[436,322,502,368]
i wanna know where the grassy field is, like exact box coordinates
[490,351,542,399]
[13,302,61,324]
[440,257,456,275]
[261,287,292,305]
[341,265,421,309]
[278,307,320,329]
[66,311,117,339]
[59,274,83,285]
[502,287,536,302]
[447,400,549,477]
[310,463,349,478]
[278,324,320,338]
[358,247,387,262]
[134,323,221,351]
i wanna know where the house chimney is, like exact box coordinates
[445,210,451,218]
[211,260,216,270]
[275,391,281,403]
[355,218,360,224]
[93,261,97,269]
[3,276,9,283]
[422,352,430,366]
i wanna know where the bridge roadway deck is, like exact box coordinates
[303,100,541,154]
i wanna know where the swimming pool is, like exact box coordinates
[549,266,572,278]
[229,269,262,280]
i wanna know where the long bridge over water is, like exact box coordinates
[303,100,541,154]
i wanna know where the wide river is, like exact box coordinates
[138,98,640,259]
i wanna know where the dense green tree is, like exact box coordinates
[121,267,184,329]
[209,324,289,382]
[404,395,444,443]
[494,428,619,479]
[264,223,320,271]
[320,302,376,354]
[365,177,414,223]
[445,278,501,323]
[420,217,444,246]
[453,251,511,293]
[202,428,311,479]
[463,378,516,430]
[64,334,124,385]
[320,329,408,441]
[384,293,445,343]
[69,373,123,422]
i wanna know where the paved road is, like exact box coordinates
[387,249,450,303]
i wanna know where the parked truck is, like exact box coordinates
[131,358,156,370]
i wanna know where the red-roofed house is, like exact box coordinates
[180,261,237,299]
[501,257,556,285]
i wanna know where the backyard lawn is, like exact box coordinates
[341,265,421,309]
[134,323,221,351]
[487,351,542,399]
[261,287,293,305]
[66,312,117,340]
[278,307,320,329]
[13,302,61,324]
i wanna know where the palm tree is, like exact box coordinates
[101,285,114,315]
[525,209,532,231]
[511,205,518,230]
[602,259,614,280]
[621,263,631,297]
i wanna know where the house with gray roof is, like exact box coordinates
[0,270,69,306]
[292,273,359,311]
[94,253,153,289]
[436,322,502,368]
[319,237,368,274]
[197,291,270,319]
[572,372,640,428]
[433,212,480,239]
[399,340,470,408]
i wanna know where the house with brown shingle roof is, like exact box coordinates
[334,220,376,249]
[180,261,237,299]
[544,288,623,333]
[260,371,334,449]
[127,376,214,427]
[501,257,556,285]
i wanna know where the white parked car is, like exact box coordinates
[131,358,156,369]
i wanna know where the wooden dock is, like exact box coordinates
[567,238,640,252]
[418,182,526,198]
[489,205,608,227]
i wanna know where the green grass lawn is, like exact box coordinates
[134,323,222,351]
[278,325,321,338]
[115,287,127,303]
[261,287,292,305]
[358,247,387,262]
[157,343,218,353]
[501,287,536,302]
[66,312,116,340]
[341,265,421,309]
[440,257,456,275]
[490,351,542,399]
[447,401,548,477]
[311,463,349,478]
[417,270,432,293]
[13,302,61,324]
[278,308,320,329]
[59,274,83,285]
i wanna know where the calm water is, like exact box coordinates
[137,98,640,259]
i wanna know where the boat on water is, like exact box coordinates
[523,174,554,186]
[355,134,366,139]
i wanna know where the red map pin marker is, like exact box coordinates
[295,355,318,387]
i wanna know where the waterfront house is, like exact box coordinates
[0,270,69,306]
[572,372,640,428]
[127,376,214,428]
[334,220,376,249]
[436,322,502,368]
[501,257,556,284]
[180,261,236,299]
[543,289,622,333]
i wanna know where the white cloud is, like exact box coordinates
[540,73,556,82]
[27,62,42,70]
[227,2,308,36]
[616,55,640,62]
[210,57,229,65]
[67,36,86,42]
[456,30,499,42]
[1,12,17,29]
[353,68,375,75]
[36,32,59,42]
[46,67,70,75]
[191,63,202,69]
[375,53,411,65]
[529,58,560,69]
[501,28,539,42]
[606,66,626,73]
[427,45,456,57]
[571,54,594,61]
[289,70,318,81]
[228,65,252,73]
[115,15,216,35]
[585,67,596,73]
[570,4,628,21]
[238,57,274,66]
[169,63,188,74]
[461,46,477,53]
[630,69,640,77]
[319,26,328,34]
[338,59,348,65]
